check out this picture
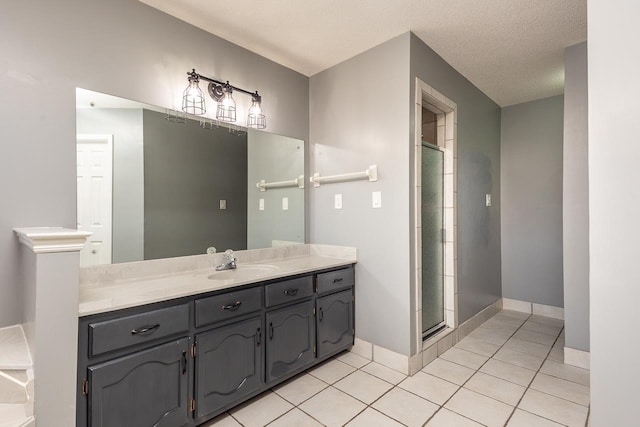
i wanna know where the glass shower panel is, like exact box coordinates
[422,143,445,337]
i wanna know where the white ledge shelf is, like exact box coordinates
[13,227,92,254]
[256,175,305,192]
[310,165,378,187]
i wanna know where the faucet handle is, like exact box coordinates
[224,249,235,260]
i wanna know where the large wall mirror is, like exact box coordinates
[76,88,304,267]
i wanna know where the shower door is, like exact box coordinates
[422,143,445,337]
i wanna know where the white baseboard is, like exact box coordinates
[350,338,373,360]
[502,298,564,320]
[533,303,564,320]
[502,298,532,313]
[564,347,590,370]
[352,299,502,376]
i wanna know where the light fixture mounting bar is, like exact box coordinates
[188,69,259,97]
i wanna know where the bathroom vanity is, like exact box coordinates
[75,246,356,427]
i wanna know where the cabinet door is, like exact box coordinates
[88,337,190,427]
[266,301,315,383]
[317,290,354,359]
[195,316,263,418]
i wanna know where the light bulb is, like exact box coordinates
[247,93,266,129]
[216,85,237,122]
[181,76,206,115]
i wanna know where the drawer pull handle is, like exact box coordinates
[131,324,160,335]
[333,278,344,284]
[284,289,298,296]
[222,301,242,311]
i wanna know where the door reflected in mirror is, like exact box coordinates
[76,88,304,267]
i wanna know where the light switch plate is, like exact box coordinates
[219,199,227,210]
[282,197,289,210]
[372,191,382,208]
[335,194,343,209]
[485,194,492,207]
[259,199,265,211]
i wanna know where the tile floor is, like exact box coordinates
[202,310,590,427]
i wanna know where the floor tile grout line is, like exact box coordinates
[357,361,408,387]
[423,312,534,426]
[225,312,580,427]
[294,404,330,426]
[425,314,548,426]
[283,356,396,426]
[420,408,486,427]
[527,381,591,408]
[503,326,579,426]
[364,406,410,426]
[585,405,590,427]
[513,407,571,427]
[535,368,590,387]
[361,380,413,426]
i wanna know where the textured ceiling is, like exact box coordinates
[139,0,586,106]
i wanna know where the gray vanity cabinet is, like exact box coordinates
[195,316,263,419]
[78,264,355,427]
[265,300,315,383]
[316,290,354,359]
[88,337,191,427]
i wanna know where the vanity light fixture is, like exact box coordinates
[182,69,266,129]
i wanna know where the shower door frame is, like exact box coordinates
[421,141,446,339]
[412,78,458,353]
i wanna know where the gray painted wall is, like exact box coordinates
[410,34,503,330]
[76,108,145,263]
[588,1,640,423]
[0,0,308,327]
[247,130,305,249]
[310,34,412,355]
[310,33,502,355]
[500,96,564,307]
[563,43,589,352]
[143,109,247,259]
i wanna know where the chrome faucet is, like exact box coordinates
[215,249,237,271]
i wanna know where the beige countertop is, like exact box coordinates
[79,244,356,317]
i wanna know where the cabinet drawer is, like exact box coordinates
[265,276,313,307]
[89,303,190,357]
[316,267,354,295]
[195,287,262,327]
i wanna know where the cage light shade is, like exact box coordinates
[182,80,206,115]
[247,95,266,129]
[216,86,237,122]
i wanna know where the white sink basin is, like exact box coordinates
[208,264,279,281]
